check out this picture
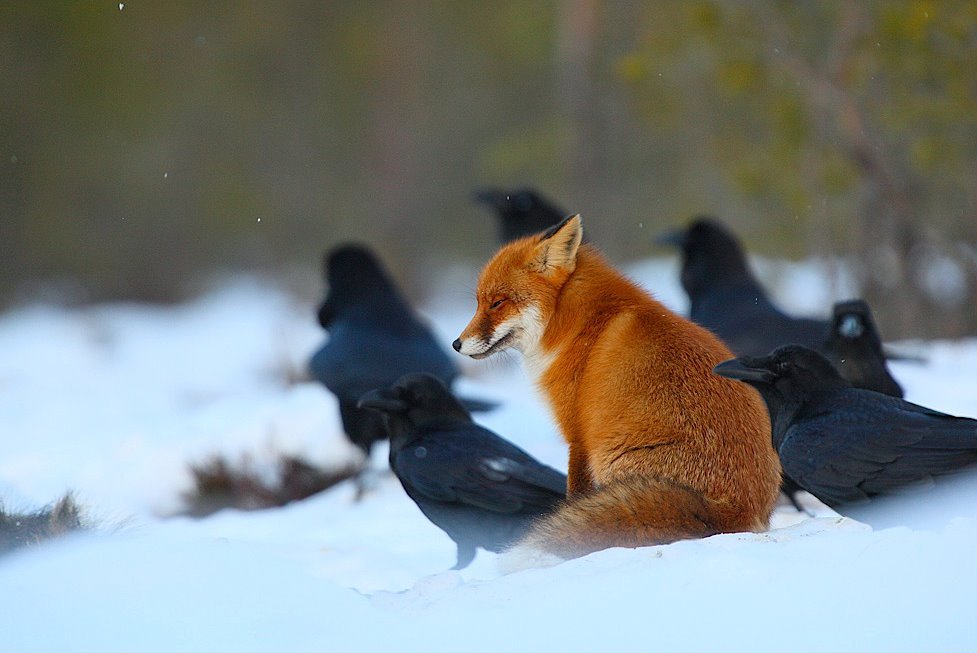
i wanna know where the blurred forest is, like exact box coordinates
[1,1,975,337]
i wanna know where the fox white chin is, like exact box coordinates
[467,330,516,359]
[457,314,521,358]
[457,305,553,376]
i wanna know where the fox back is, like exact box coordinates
[457,216,780,555]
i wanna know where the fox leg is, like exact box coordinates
[566,442,596,497]
[518,475,719,560]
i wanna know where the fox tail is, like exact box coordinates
[501,476,721,571]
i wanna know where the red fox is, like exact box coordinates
[453,215,781,560]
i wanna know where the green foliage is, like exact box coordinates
[1,1,974,335]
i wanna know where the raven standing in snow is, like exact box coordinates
[822,299,903,398]
[473,187,569,244]
[656,217,829,358]
[308,245,493,494]
[714,345,977,507]
[657,218,910,390]
[358,373,567,569]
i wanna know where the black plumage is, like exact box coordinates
[822,299,904,398]
[358,373,567,569]
[657,217,829,357]
[714,345,977,507]
[309,244,490,465]
[473,187,568,244]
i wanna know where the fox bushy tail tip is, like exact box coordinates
[500,476,722,570]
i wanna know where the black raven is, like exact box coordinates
[309,245,493,477]
[822,299,903,398]
[714,345,977,507]
[656,217,828,358]
[473,187,568,244]
[358,373,567,569]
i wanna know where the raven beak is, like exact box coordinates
[713,358,776,383]
[472,188,506,209]
[654,227,686,249]
[357,388,408,413]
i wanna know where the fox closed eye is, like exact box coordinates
[489,298,507,310]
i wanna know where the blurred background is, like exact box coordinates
[2,1,975,337]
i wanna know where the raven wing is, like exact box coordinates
[392,424,566,515]
[780,391,977,505]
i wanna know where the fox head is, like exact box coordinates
[453,214,583,360]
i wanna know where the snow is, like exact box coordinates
[1,262,975,653]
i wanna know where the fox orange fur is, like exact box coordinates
[455,215,781,560]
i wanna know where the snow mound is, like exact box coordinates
[0,267,975,652]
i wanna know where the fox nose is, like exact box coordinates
[452,338,462,352]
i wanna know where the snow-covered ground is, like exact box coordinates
[1,259,975,653]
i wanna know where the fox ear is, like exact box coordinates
[530,214,583,274]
